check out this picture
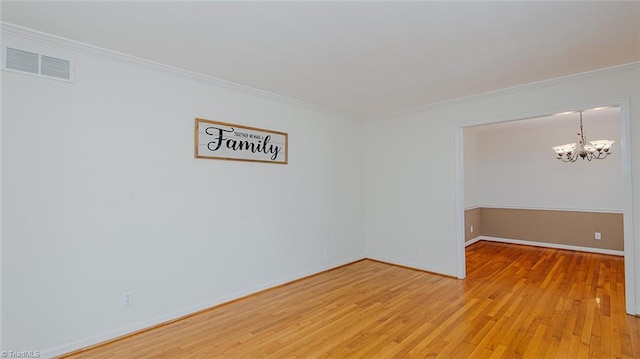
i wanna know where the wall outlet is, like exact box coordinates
[122,291,133,306]
[470,225,474,233]
[595,232,602,240]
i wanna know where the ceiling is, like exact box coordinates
[2,1,639,119]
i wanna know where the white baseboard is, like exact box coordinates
[474,236,624,256]
[365,255,455,277]
[465,236,483,247]
[40,255,365,359]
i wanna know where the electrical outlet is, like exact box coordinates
[470,225,474,233]
[122,291,133,306]
[595,232,602,240]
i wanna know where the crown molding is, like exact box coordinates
[369,61,640,122]
[1,22,362,122]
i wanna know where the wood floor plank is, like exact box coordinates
[59,242,640,358]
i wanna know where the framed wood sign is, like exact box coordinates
[194,118,288,164]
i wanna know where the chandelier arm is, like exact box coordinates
[565,152,578,163]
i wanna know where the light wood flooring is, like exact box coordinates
[61,241,640,358]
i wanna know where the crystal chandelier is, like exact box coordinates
[552,111,615,162]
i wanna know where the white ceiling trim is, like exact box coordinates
[369,61,640,122]
[0,21,361,122]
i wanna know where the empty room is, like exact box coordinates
[1,2,639,358]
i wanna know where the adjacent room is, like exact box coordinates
[463,106,624,254]
[1,1,639,358]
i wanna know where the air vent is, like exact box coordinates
[6,47,39,74]
[3,46,74,82]
[41,55,71,80]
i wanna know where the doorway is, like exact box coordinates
[455,102,636,315]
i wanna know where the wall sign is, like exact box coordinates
[194,118,288,164]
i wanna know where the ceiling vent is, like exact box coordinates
[3,46,74,82]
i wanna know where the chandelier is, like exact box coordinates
[552,111,615,162]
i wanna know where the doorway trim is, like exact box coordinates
[454,98,636,315]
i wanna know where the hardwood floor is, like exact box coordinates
[61,241,640,358]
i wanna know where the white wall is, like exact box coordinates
[364,63,639,313]
[466,108,623,212]
[463,131,480,209]
[1,32,364,355]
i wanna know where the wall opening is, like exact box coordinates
[456,102,636,315]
